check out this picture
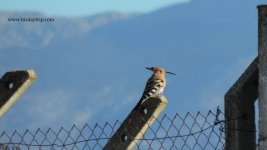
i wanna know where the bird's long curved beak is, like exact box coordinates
[166,71,176,75]
[146,67,153,71]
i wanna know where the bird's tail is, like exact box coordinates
[133,96,150,111]
[133,99,144,111]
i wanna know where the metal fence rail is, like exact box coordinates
[0,108,226,150]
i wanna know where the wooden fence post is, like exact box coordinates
[0,70,36,117]
[224,57,258,150]
[258,5,267,150]
[103,96,168,150]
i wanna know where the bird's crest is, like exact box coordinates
[146,67,176,75]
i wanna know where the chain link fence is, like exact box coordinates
[0,108,225,150]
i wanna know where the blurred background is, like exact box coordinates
[0,0,265,132]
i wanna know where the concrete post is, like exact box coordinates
[0,70,36,117]
[103,96,168,150]
[258,5,267,150]
[224,57,258,150]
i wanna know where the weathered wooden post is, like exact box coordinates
[103,96,167,150]
[258,5,267,150]
[224,58,258,150]
[0,70,36,117]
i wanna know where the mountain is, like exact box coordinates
[0,0,262,132]
[0,11,137,49]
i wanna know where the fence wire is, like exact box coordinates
[0,108,226,150]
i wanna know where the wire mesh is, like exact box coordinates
[0,108,225,150]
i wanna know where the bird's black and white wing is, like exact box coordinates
[134,77,165,110]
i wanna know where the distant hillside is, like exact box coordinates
[0,11,137,49]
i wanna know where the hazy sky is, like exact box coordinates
[0,0,190,17]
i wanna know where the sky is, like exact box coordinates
[0,0,190,17]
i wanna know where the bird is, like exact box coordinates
[134,67,176,110]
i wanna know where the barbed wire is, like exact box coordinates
[0,107,255,149]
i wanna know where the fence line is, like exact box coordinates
[0,107,256,150]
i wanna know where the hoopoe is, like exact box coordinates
[134,67,176,110]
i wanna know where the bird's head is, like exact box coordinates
[146,67,176,75]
